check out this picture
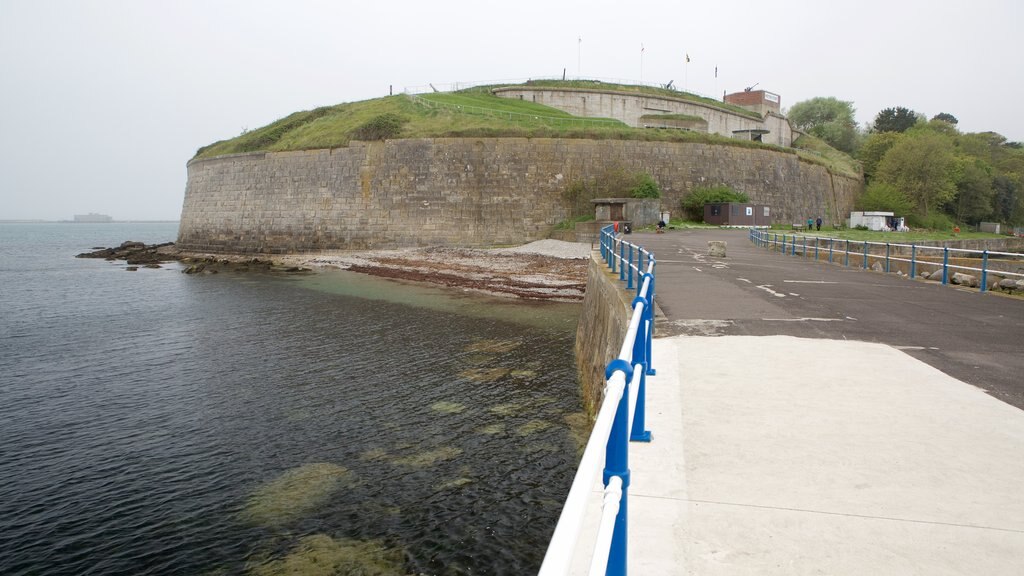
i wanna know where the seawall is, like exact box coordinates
[178,138,862,253]
[574,253,634,417]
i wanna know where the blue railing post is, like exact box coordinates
[942,247,949,285]
[782,234,787,255]
[627,245,634,289]
[829,238,834,263]
[803,236,807,258]
[911,245,917,278]
[981,250,989,293]
[863,241,869,270]
[630,291,653,443]
[610,239,617,274]
[792,235,797,256]
[619,241,626,281]
[885,243,891,273]
[644,268,656,376]
[603,359,633,576]
[814,237,819,261]
[845,240,850,267]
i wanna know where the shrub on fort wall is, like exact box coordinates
[562,166,661,217]
[681,185,749,220]
[350,113,408,141]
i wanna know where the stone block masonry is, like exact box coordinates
[177,138,862,253]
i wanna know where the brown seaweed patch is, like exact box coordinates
[241,463,352,527]
[430,401,467,414]
[464,339,521,354]
[392,446,463,468]
[464,353,495,365]
[435,476,475,490]
[516,420,553,436]
[458,367,510,383]
[247,534,406,576]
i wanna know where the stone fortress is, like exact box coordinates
[177,84,861,253]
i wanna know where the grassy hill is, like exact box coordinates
[192,84,860,179]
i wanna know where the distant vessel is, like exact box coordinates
[73,213,113,223]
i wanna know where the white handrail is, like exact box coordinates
[537,369,628,575]
[588,475,624,575]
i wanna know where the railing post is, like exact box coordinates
[981,250,989,293]
[792,235,797,256]
[862,241,869,269]
[803,236,807,258]
[631,292,653,443]
[782,234,786,255]
[619,241,626,281]
[829,238,834,263]
[814,237,819,261]
[911,245,917,278]
[627,244,634,289]
[644,269,656,376]
[603,359,633,576]
[610,239,617,274]
[845,240,850,267]
[942,247,949,285]
[885,243,891,273]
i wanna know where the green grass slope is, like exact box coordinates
[192,86,861,181]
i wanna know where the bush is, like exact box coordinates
[680,185,749,219]
[906,212,954,231]
[351,113,408,141]
[857,182,914,214]
[628,173,661,199]
[562,167,660,217]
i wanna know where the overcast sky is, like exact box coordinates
[1,0,1020,221]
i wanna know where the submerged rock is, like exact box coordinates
[240,463,352,527]
[247,534,406,576]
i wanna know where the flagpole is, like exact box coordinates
[577,36,582,77]
[640,44,644,83]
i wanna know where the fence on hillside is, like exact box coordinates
[749,230,1024,292]
[538,225,656,576]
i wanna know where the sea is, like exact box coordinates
[0,222,586,575]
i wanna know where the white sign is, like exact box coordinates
[745,207,753,216]
[764,92,780,103]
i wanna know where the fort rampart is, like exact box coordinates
[177,138,862,252]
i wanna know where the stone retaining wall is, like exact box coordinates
[574,254,634,418]
[178,138,862,252]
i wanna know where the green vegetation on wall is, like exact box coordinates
[680,185,749,220]
[562,166,661,217]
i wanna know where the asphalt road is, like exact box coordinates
[628,228,1024,410]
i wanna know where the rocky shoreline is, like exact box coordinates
[77,240,592,301]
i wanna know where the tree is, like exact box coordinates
[856,182,914,215]
[876,130,957,215]
[992,175,1021,223]
[857,132,902,183]
[932,112,958,125]
[951,158,994,224]
[787,97,859,153]
[872,107,920,133]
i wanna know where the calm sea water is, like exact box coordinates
[0,223,585,575]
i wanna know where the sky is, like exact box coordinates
[1,0,1020,221]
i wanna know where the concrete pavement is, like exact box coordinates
[569,230,1024,574]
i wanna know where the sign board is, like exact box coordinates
[764,92,780,103]
[745,207,753,216]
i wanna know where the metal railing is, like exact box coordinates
[749,229,1024,292]
[539,225,656,576]
[408,94,624,128]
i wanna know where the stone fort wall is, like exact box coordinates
[177,138,862,253]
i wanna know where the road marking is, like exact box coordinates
[692,267,703,272]
[756,284,786,298]
[894,345,941,351]
[761,317,846,322]
[789,293,800,297]
[784,280,839,284]
[737,278,752,283]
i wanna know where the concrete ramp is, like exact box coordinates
[577,335,1024,575]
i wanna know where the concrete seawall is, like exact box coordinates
[574,253,634,417]
[178,138,861,253]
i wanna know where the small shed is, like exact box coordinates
[848,211,905,231]
[703,203,772,227]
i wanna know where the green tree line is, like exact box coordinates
[788,98,1024,229]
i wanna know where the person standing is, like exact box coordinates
[807,217,813,231]
[816,217,822,231]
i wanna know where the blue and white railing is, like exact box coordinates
[539,225,656,576]
[749,229,1024,292]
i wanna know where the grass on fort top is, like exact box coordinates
[192,83,861,178]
